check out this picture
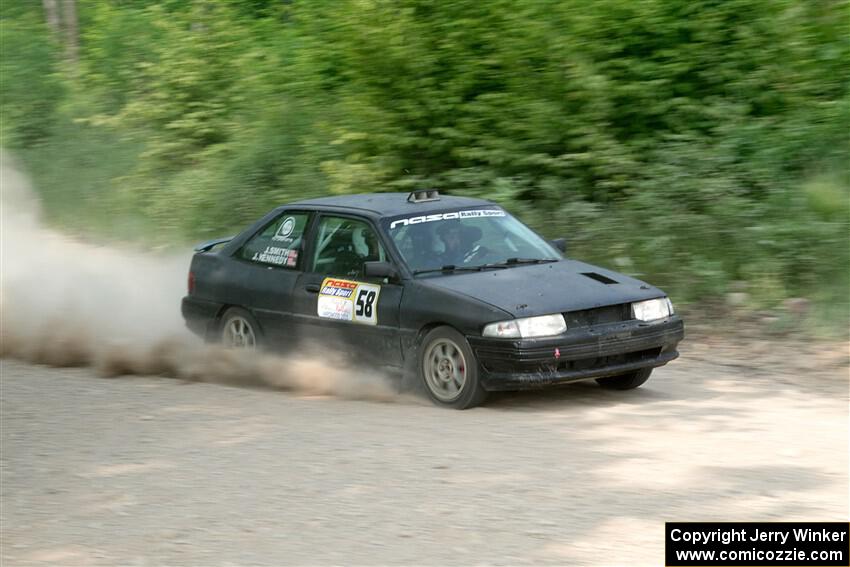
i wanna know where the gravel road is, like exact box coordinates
[1,340,847,566]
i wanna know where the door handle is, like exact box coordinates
[305,283,320,293]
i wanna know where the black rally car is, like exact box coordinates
[182,190,684,408]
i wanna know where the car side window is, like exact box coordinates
[238,212,309,268]
[312,216,386,278]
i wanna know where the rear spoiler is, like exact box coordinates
[193,236,233,252]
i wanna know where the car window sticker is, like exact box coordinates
[272,216,297,242]
[286,249,298,267]
[252,245,292,266]
[389,209,506,230]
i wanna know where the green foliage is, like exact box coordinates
[2,0,848,330]
[0,9,64,147]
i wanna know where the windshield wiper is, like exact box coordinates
[413,264,509,275]
[413,258,558,275]
[500,257,559,266]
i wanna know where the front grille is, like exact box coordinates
[479,346,663,375]
[564,303,631,327]
[561,347,661,372]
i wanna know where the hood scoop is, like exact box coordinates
[581,272,618,285]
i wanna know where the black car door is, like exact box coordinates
[290,213,405,368]
[230,210,312,350]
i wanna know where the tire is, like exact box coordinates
[596,368,652,390]
[219,307,263,350]
[418,326,488,409]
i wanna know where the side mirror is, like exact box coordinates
[550,238,567,253]
[364,261,399,280]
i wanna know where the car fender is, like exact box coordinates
[399,281,511,354]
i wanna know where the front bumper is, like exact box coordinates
[468,316,684,391]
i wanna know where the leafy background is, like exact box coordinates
[2,0,848,333]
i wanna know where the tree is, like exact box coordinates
[42,0,78,65]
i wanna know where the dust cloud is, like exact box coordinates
[0,152,396,401]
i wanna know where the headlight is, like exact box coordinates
[632,297,674,321]
[482,314,567,338]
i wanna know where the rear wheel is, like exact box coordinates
[596,368,652,390]
[220,307,262,350]
[419,326,487,409]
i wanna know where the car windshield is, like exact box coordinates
[384,207,561,275]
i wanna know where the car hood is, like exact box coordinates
[418,259,666,318]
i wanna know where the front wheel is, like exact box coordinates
[596,368,652,390]
[419,326,488,409]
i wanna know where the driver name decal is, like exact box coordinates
[389,209,505,229]
[252,246,298,267]
[317,278,380,325]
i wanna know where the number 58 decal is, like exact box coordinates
[353,284,380,325]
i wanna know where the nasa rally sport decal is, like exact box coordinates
[317,278,380,326]
[389,208,505,229]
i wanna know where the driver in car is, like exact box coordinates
[437,222,484,266]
